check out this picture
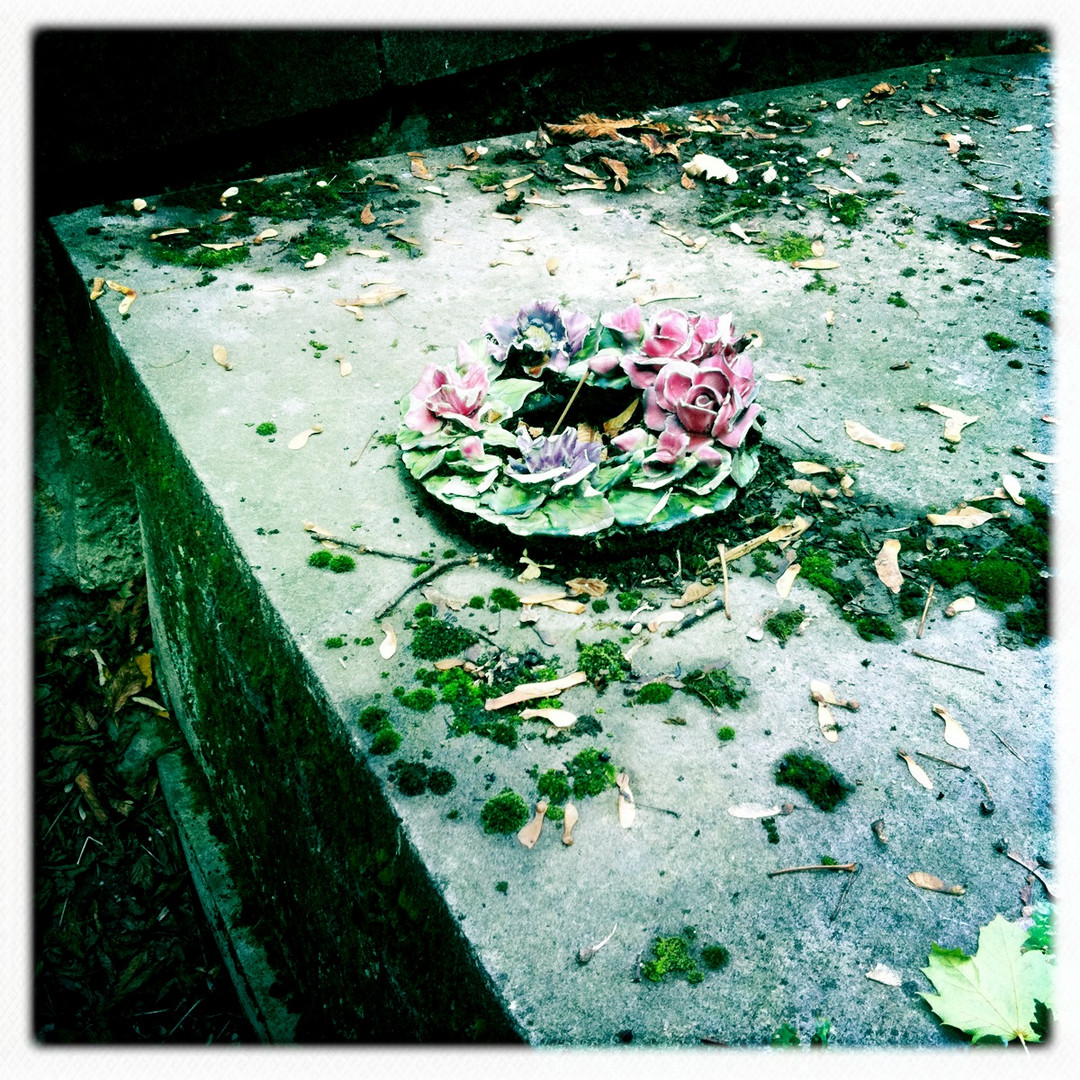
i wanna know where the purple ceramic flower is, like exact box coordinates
[404,361,490,435]
[482,300,591,376]
[643,358,760,463]
[509,428,602,486]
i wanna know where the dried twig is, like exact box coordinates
[914,750,969,771]
[719,544,731,620]
[1005,850,1056,900]
[375,555,493,620]
[768,862,858,876]
[829,862,861,922]
[916,583,935,638]
[991,729,1026,762]
[664,597,725,637]
[911,649,985,675]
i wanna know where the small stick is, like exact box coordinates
[916,583,935,638]
[549,362,592,437]
[768,862,857,876]
[798,423,823,443]
[829,862,861,922]
[991,729,1026,762]
[664,597,725,637]
[374,554,493,620]
[911,649,985,675]
[915,750,969,771]
[307,528,432,563]
[1005,851,1056,900]
[719,544,731,620]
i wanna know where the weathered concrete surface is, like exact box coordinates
[45,52,1054,1046]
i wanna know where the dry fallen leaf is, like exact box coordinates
[722,516,811,563]
[927,506,1010,528]
[89,277,105,300]
[212,344,233,370]
[252,228,278,244]
[672,581,715,608]
[336,356,352,377]
[219,185,239,204]
[562,801,580,846]
[520,708,577,729]
[908,871,965,896]
[1001,474,1025,506]
[603,397,639,437]
[408,152,434,181]
[898,750,934,790]
[792,461,833,475]
[379,622,397,660]
[970,243,1021,262]
[546,257,559,276]
[546,113,643,139]
[791,258,841,270]
[304,253,328,269]
[874,539,903,594]
[566,577,607,598]
[615,772,636,828]
[517,800,548,848]
[933,703,970,750]
[647,611,684,633]
[728,803,791,819]
[149,227,190,240]
[763,372,805,383]
[105,280,137,314]
[866,963,903,987]
[918,401,979,443]
[845,419,904,451]
[785,478,824,497]
[817,700,839,742]
[683,153,738,184]
[1013,447,1055,464]
[775,562,801,598]
[485,671,587,711]
[287,424,324,450]
[944,595,976,618]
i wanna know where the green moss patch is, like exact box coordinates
[411,616,478,661]
[566,747,617,798]
[984,332,1019,351]
[774,751,852,811]
[642,933,704,985]
[765,609,805,645]
[636,682,674,705]
[480,789,529,834]
[682,668,747,710]
[578,639,631,689]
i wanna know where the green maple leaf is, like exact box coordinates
[921,914,1054,1044]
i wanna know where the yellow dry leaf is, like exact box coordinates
[845,420,905,452]
[898,751,933,790]
[542,598,587,614]
[918,401,979,443]
[874,539,903,594]
[989,236,1022,249]
[920,103,938,117]
[792,461,833,475]
[545,113,643,139]
[201,241,244,251]
[304,253,328,268]
[647,611,684,633]
[149,227,190,240]
[763,372,805,383]
[933,703,970,750]
[485,670,587,711]
[520,590,565,606]
[944,596,976,618]
[817,701,839,742]
[600,156,630,190]
[335,287,407,308]
[106,280,137,314]
[408,153,434,181]
[546,257,559,276]
[722,516,810,562]
[671,582,715,608]
[1001,474,1025,506]
[810,239,826,257]
[134,653,153,686]
[1014,448,1055,464]
[564,163,601,180]
[212,344,233,370]
[603,398,639,437]
[776,562,801,598]
[785,478,824,497]
[970,243,1021,262]
[908,871,964,896]
[336,356,352,377]
[379,623,397,660]
[288,424,323,450]
[346,247,390,260]
[516,801,548,848]
[252,228,279,244]
[89,277,105,300]
[926,506,1010,528]
[566,577,607,598]
[219,185,239,203]
[520,708,577,728]
[616,772,636,828]
[503,173,535,189]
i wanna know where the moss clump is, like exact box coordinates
[388,759,430,796]
[397,687,436,711]
[329,555,355,573]
[683,668,747,710]
[480,789,530,834]
[970,554,1031,602]
[468,595,486,610]
[427,768,456,795]
[324,636,345,649]
[369,727,402,756]
[358,705,389,733]
[1006,608,1048,642]
[256,421,277,436]
[766,232,815,262]
[852,614,895,641]
[1007,358,1024,370]
[151,243,250,269]
[636,682,674,705]
[717,725,736,742]
[762,817,780,844]
[413,602,437,620]
[308,550,333,568]
[775,751,852,812]
[887,291,909,308]
[984,331,1019,351]
[701,944,730,970]
[537,768,571,804]
[411,616,478,661]
[488,587,521,612]
[799,549,858,606]
[412,562,434,578]
[927,556,972,589]
[1022,309,1051,326]
[291,224,349,263]
[616,589,643,611]
[592,598,610,614]
[494,880,509,894]
[765,609,805,645]
[641,934,704,985]
[898,581,928,620]
[577,639,630,689]
[566,747,617,798]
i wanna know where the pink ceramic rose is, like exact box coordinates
[622,308,738,389]
[404,361,490,435]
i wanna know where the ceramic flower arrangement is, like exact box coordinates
[395,300,763,538]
